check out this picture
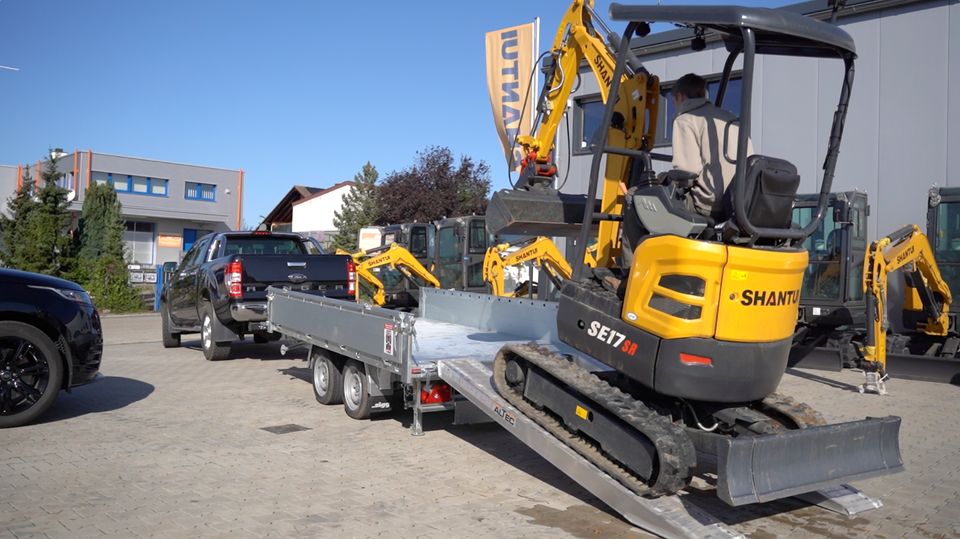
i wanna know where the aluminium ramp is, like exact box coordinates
[438,358,887,539]
[438,357,742,539]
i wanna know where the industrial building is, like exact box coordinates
[557,0,957,240]
[2,150,243,265]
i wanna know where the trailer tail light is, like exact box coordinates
[419,382,452,404]
[346,259,357,297]
[679,353,712,366]
[225,260,243,299]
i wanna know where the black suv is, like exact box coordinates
[0,268,103,427]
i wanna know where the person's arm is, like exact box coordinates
[671,117,702,175]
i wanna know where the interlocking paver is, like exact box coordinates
[1,313,957,537]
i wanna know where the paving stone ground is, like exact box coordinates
[1,313,957,538]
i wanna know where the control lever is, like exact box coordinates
[657,169,699,188]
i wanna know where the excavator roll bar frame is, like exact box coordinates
[574,8,857,278]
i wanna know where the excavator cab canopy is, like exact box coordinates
[609,4,856,58]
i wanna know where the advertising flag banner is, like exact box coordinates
[486,21,537,171]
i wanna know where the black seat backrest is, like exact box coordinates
[726,155,801,231]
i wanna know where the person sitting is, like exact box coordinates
[670,73,753,220]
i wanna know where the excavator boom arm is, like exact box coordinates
[862,224,953,372]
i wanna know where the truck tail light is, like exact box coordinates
[225,260,243,299]
[346,259,356,297]
[419,382,453,404]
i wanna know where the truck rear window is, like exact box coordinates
[223,237,306,256]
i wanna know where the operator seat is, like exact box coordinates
[620,154,800,270]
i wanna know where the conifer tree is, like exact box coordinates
[331,162,380,252]
[0,168,37,268]
[1,156,74,276]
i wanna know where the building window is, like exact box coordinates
[124,221,155,264]
[90,171,167,196]
[574,98,605,154]
[186,182,216,201]
[150,178,168,196]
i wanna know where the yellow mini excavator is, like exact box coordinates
[339,244,440,308]
[859,225,952,394]
[487,1,902,506]
[483,237,573,297]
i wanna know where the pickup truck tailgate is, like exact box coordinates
[239,254,351,300]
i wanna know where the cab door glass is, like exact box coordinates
[794,205,842,301]
[410,226,428,259]
[846,200,867,302]
[437,226,462,288]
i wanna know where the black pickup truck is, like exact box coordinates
[159,231,355,360]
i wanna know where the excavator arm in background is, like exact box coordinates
[861,224,953,393]
[353,243,440,306]
[483,237,573,297]
[502,0,659,268]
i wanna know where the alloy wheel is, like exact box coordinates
[0,337,50,417]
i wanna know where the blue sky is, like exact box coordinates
[0,0,791,225]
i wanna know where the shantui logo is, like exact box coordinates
[739,289,801,307]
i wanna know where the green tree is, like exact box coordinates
[2,156,75,276]
[331,162,380,252]
[376,146,489,225]
[77,183,142,312]
[0,168,37,268]
[79,183,125,261]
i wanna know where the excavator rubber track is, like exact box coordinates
[493,342,697,496]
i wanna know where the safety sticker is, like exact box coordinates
[384,323,395,356]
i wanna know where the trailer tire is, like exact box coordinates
[311,349,343,405]
[342,360,372,419]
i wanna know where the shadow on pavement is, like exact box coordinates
[785,368,861,391]
[37,376,155,424]
[182,339,308,362]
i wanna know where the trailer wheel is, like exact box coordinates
[342,360,372,419]
[311,349,343,405]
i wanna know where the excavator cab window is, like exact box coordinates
[468,220,489,254]
[409,225,430,259]
[846,198,867,302]
[795,205,842,301]
[933,201,960,298]
[437,225,462,289]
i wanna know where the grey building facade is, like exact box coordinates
[5,150,243,265]
[557,0,958,241]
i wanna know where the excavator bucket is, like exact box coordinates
[487,189,598,236]
[714,416,903,506]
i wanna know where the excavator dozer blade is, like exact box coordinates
[715,416,903,506]
[487,189,599,237]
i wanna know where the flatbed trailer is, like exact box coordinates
[266,287,889,539]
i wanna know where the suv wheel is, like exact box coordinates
[0,322,64,428]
